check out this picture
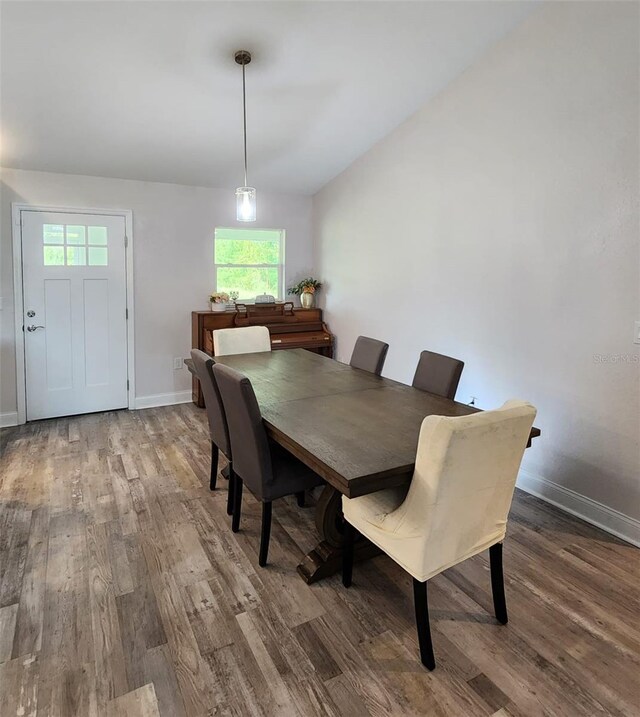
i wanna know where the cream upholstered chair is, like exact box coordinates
[342,400,537,670]
[412,350,464,400]
[212,326,271,356]
[349,336,389,375]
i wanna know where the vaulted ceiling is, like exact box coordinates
[0,1,535,194]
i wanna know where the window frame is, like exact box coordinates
[214,227,285,301]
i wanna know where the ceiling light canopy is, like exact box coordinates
[235,50,256,222]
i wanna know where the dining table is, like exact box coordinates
[190,348,541,583]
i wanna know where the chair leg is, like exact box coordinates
[258,502,273,567]
[342,521,355,588]
[295,491,305,507]
[226,465,235,516]
[209,442,219,490]
[490,542,508,624]
[231,476,243,533]
[412,578,436,670]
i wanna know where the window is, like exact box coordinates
[214,227,284,300]
[43,223,109,266]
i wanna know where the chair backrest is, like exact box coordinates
[393,400,536,580]
[190,350,231,457]
[349,336,389,375]
[212,363,273,494]
[213,326,272,356]
[411,350,464,399]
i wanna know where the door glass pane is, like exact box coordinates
[43,224,64,244]
[43,246,65,265]
[66,225,86,244]
[216,267,279,298]
[88,247,108,266]
[88,226,108,245]
[66,246,87,266]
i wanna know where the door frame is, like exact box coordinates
[12,203,135,424]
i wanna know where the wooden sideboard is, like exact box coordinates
[190,307,334,407]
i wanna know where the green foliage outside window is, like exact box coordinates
[216,238,279,265]
[214,228,283,299]
[217,267,279,298]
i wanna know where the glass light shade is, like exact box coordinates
[236,186,256,222]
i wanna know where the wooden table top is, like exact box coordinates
[209,349,541,498]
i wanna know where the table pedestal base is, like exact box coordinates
[297,539,381,584]
[296,484,381,584]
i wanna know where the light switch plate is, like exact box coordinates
[634,321,640,345]
[173,357,184,370]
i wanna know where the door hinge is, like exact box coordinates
[125,308,129,320]
[127,379,130,391]
[124,235,129,248]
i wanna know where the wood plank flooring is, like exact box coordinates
[0,404,638,716]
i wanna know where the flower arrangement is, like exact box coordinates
[287,278,322,296]
[287,277,323,308]
[209,292,230,304]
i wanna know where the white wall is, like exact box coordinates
[0,169,313,418]
[313,2,640,539]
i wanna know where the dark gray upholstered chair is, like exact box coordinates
[349,336,389,376]
[212,363,324,567]
[411,350,464,400]
[190,349,235,515]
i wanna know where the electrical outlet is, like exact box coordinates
[635,321,640,345]
[173,357,184,370]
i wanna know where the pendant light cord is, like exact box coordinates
[242,61,248,187]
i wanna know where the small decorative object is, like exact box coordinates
[209,292,230,312]
[287,278,322,309]
[229,291,239,303]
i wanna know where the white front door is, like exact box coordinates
[21,210,129,420]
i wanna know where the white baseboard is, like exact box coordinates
[1,394,193,422]
[0,411,18,428]
[133,390,192,410]
[517,468,640,548]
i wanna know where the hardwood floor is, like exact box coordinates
[0,405,638,716]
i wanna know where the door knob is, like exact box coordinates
[26,325,45,332]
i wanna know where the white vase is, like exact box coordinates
[210,302,226,312]
[300,292,314,309]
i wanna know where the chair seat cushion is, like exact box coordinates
[343,485,429,580]
[342,485,409,532]
[262,442,325,501]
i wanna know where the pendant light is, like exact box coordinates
[235,50,256,222]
